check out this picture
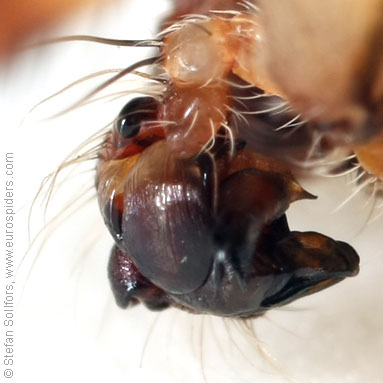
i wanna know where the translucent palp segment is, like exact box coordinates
[160,82,229,158]
[163,19,234,86]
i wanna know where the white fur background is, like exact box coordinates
[0,1,382,382]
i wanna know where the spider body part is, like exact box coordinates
[97,98,360,317]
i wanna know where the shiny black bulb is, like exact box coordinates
[115,97,158,138]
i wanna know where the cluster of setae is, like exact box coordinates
[89,3,382,317]
[23,0,382,341]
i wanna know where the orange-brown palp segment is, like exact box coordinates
[354,133,383,179]
[160,82,230,158]
[230,14,283,96]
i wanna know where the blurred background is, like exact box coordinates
[0,1,382,382]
